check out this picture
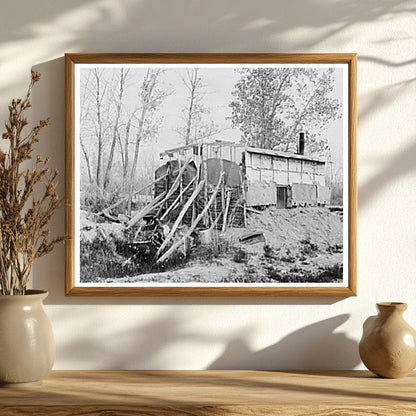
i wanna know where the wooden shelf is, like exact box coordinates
[1,370,415,415]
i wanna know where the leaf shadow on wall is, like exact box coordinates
[1,0,412,51]
[54,311,216,369]
[356,49,416,209]
[0,0,414,97]
[207,314,360,370]
[53,308,359,370]
[358,139,416,210]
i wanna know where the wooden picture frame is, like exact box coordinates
[65,53,356,296]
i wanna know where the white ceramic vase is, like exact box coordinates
[0,290,55,387]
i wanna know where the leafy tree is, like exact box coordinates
[230,68,341,153]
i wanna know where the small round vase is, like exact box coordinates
[0,290,55,387]
[359,302,416,378]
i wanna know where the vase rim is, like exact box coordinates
[377,302,407,312]
[0,290,48,301]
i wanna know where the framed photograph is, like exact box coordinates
[65,53,356,296]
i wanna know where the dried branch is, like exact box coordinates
[0,71,66,295]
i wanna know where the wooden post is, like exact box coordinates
[239,162,248,228]
[226,194,241,228]
[210,211,223,233]
[222,190,231,232]
[202,153,209,228]
[220,158,225,230]
[179,161,184,203]
[192,158,201,226]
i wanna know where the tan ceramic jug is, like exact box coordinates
[359,302,416,378]
[0,290,55,386]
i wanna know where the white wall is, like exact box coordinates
[1,0,415,370]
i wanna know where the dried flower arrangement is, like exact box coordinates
[0,71,65,295]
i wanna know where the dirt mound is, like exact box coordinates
[79,209,125,242]
[246,206,343,251]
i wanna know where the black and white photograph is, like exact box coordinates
[66,54,356,295]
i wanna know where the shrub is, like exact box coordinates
[191,235,234,261]
[232,248,248,263]
[299,239,319,256]
[80,229,189,282]
[327,244,343,254]
[81,183,122,214]
[263,244,274,259]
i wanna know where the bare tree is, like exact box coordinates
[103,68,130,191]
[79,71,94,184]
[121,118,131,191]
[127,69,170,214]
[177,69,222,145]
[92,69,108,189]
[80,68,111,191]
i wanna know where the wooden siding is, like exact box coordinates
[291,183,317,206]
[317,185,331,205]
[245,153,326,187]
[246,182,277,206]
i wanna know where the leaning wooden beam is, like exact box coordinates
[155,180,206,258]
[131,164,192,229]
[191,161,202,224]
[240,167,248,228]
[125,162,191,228]
[98,211,120,223]
[220,159,225,221]
[163,158,192,202]
[202,154,209,228]
[151,161,189,222]
[157,173,224,264]
[222,190,232,232]
[151,160,191,221]
[160,176,197,222]
[209,211,223,233]
[126,191,166,228]
[245,206,262,214]
[97,173,169,216]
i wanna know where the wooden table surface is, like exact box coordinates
[1,370,415,415]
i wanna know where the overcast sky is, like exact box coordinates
[80,65,345,173]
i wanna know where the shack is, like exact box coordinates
[100,134,332,264]
[159,133,331,210]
